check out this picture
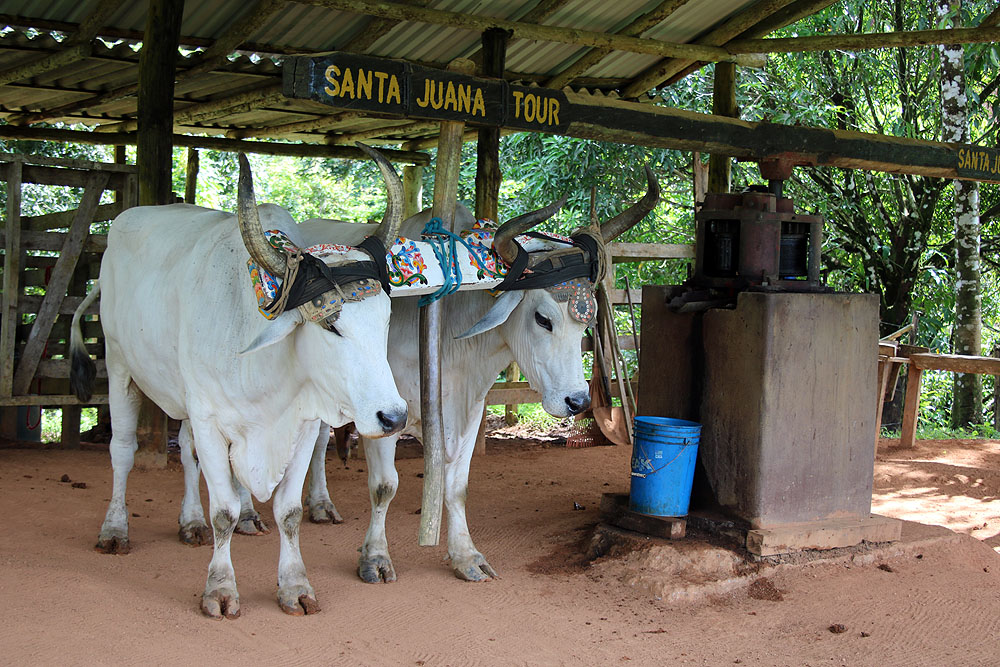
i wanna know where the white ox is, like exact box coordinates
[70,147,408,618]
[299,167,660,582]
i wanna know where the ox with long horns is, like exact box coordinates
[297,165,660,582]
[70,145,408,618]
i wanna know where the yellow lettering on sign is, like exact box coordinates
[549,99,560,125]
[386,76,401,104]
[324,65,341,97]
[373,71,389,103]
[357,69,373,100]
[340,68,355,99]
[472,88,486,117]
[458,84,471,114]
[444,81,457,111]
[512,90,524,118]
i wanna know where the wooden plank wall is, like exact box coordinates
[0,154,136,443]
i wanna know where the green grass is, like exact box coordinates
[488,402,573,430]
[880,422,1000,440]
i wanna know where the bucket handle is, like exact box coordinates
[631,438,696,478]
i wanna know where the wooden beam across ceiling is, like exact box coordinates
[304,0,767,66]
[8,0,287,127]
[0,124,430,164]
[726,24,1000,54]
[544,0,691,90]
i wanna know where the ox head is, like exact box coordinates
[459,166,660,418]
[237,146,408,438]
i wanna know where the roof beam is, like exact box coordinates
[726,25,1000,54]
[621,0,802,98]
[304,0,765,66]
[544,0,691,90]
[0,0,119,87]
[0,124,430,164]
[97,83,286,133]
[227,110,367,139]
[9,0,287,126]
[325,120,439,145]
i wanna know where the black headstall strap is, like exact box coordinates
[495,230,604,291]
[357,234,392,295]
[274,251,383,313]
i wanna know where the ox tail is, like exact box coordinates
[69,281,101,402]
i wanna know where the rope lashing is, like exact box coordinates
[417,217,481,307]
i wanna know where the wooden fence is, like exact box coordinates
[0,154,137,443]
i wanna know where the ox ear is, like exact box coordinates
[455,291,525,340]
[239,311,304,355]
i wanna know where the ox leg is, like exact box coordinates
[177,420,211,546]
[274,433,321,615]
[192,424,242,620]
[96,362,142,555]
[306,423,343,524]
[234,481,270,535]
[358,434,399,583]
[446,406,498,582]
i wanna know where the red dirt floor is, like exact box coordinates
[2,432,1000,666]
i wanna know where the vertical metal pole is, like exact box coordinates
[418,59,476,547]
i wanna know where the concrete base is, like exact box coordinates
[746,514,902,556]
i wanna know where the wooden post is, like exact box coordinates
[475,28,509,225]
[474,404,488,456]
[402,165,423,218]
[134,0,184,467]
[184,147,199,204]
[899,363,923,449]
[708,62,737,193]
[503,363,520,426]
[693,151,708,210]
[0,158,22,439]
[419,58,476,547]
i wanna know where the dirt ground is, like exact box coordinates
[2,431,1000,666]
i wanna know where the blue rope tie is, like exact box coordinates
[418,217,478,307]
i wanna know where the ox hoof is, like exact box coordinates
[201,588,241,620]
[452,553,499,582]
[95,532,130,555]
[358,554,396,583]
[278,586,321,616]
[307,499,344,524]
[178,522,212,546]
[235,512,270,536]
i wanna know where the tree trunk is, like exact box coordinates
[938,0,983,427]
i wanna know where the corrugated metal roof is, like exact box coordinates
[0,0,820,153]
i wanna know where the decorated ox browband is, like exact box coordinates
[248,221,599,327]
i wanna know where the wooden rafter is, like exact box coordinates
[621,0,801,98]
[227,110,367,140]
[545,0,691,90]
[0,0,119,87]
[726,25,1000,54]
[11,0,287,127]
[304,0,765,66]
[326,120,438,145]
[0,124,430,164]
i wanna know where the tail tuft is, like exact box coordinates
[69,282,100,403]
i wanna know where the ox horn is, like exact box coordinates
[355,142,404,245]
[237,153,287,276]
[600,164,660,242]
[492,194,570,266]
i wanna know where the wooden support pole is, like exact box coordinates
[708,62,737,193]
[475,27,509,225]
[899,363,923,449]
[419,58,474,548]
[0,158,22,439]
[402,165,424,218]
[503,363,520,426]
[134,0,184,466]
[184,148,199,205]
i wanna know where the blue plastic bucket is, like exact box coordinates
[629,416,701,517]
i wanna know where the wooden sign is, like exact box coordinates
[284,53,568,133]
[956,146,1000,181]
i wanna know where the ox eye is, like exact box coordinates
[534,312,553,332]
